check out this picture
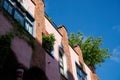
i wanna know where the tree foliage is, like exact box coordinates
[69,32,112,68]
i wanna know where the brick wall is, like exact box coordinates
[90,72,99,80]
[74,45,84,64]
[33,0,45,43]
[74,45,99,80]
[58,25,74,80]
[31,0,46,71]
[73,45,86,75]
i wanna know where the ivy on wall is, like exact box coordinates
[0,9,35,67]
[2,8,35,49]
[0,33,13,66]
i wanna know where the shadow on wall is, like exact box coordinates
[23,67,48,80]
[68,71,75,80]
[0,8,47,80]
[0,6,75,80]
[0,50,18,80]
[60,71,75,80]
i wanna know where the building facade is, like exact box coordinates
[0,0,98,80]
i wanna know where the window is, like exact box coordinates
[25,20,33,35]
[2,0,35,36]
[7,3,13,14]
[59,51,64,75]
[9,0,15,2]
[3,0,14,15]
[3,0,9,11]
[24,12,35,35]
[59,46,68,78]
[50,49,54,57]
[76,63,86,80]
[14,9,24,26]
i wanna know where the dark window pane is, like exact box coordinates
[3,0,9,10]
[14,10,24,26]
[76,64,86,80]
[7,4,13,15]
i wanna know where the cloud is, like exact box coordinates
[82,35,87,42]
[111,47,120,63]
[112,25,120,32]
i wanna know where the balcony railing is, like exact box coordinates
[2,0,35,36]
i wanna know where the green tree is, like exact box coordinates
[69,32,112,69]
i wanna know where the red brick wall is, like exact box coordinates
[31,0,46,71]
[33,0,45,43]
[58,25,74,80]
[74,45,84,64]
[90,72,99,80]
[73,45,86,74]
[74,46,99,80]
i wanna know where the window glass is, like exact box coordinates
[60,67,64,74]
[76,64,86,80]
[28,24,33,35]
[7,4,13,15]
[59,51,64,75]
[50,49,54,57]
[3,0,9,10]
[10,0,14,2]
[14,10,24,26]
[25,21,33,35]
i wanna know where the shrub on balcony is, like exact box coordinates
[42,33,56,53]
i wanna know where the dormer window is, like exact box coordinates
[76,63,87,80]
[59,52,64,75]
[59,45,68,78]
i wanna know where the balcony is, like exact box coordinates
[2,0,35,36]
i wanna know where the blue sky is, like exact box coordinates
[44,0,120,80]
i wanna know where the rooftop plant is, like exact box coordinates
[69,32,112,71]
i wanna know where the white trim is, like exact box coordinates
[33,21,36,37]
[63,53,68,79]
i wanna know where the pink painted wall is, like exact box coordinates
[45,17,62,80]
[46,53,60,80]
[20,0,35,16]
[0,12,33,69]
[84,63,92,80]
[45,17,62,61]
[11,37,32,69]
[69,46,79,80]
[0,12,12,35]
